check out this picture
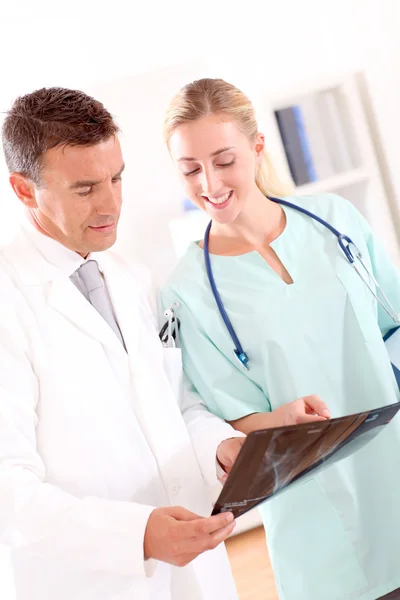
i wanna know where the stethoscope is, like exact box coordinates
[204,196,400,371]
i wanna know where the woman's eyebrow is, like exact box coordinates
[177,146,235,162]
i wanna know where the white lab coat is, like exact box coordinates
[0,225,240,600]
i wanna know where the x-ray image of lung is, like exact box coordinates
[212,402,400,518]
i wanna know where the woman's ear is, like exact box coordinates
[9,173,38,208]
[254,132,265,164]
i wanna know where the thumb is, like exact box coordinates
[303,395,330,418]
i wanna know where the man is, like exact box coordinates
[0,87,244,600]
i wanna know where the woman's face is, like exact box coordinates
[169,113,265,225]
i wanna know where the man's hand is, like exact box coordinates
[144,506,235,566]
[216,437,246,484]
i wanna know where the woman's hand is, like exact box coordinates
[273,394,331,427]
[228,395,330,434]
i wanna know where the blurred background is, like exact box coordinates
[0,1,399,597]
[0,0,400,287]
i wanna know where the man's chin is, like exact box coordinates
[83,232,118,254]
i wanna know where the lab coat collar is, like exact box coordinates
[5,221,135,357]
[21,218,86,278]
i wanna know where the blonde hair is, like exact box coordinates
[164,78,293,198]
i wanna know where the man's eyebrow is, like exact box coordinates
[177,147,235,162]
[69,163,125,189]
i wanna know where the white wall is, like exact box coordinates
[0,1,399,284]
[80,0,400,284]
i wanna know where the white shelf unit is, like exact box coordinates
[258,71,400,265]
[168,72,400,267]
[295,167,369,196]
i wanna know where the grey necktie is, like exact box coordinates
[70,260,126,349]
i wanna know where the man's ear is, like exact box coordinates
[9,173,38,208]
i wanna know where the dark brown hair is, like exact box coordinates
[1,87,119,185]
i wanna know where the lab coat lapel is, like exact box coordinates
[47,276,125,356]
[96,254,140,358]
[98,257,182,460]
[6,227,126,356]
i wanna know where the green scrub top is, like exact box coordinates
[162,194,400,600]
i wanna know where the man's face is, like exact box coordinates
[28,136,124,256]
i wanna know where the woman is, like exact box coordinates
[161,78,400,600]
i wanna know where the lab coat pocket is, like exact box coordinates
[162,347,183,402]
[265,477,367,600]
[335,257,376,342]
